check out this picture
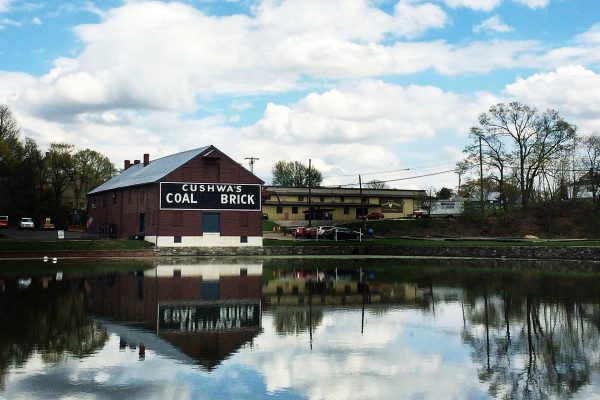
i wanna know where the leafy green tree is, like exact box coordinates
[271,160,323,187]
[44,143,76,206]
[436,187,453,199]
[72,149,117,210]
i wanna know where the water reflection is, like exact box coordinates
[86,260,263,370]
[0,259,599,399]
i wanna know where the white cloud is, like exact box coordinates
[0,17,20,29]
[445,0,550,11]
[513,0,550,9]
[32,16,41,25]
[0,0,11,13]
[444,0,501,12]
[505,65,600,133]
[576,23,600,44]
[244,80,490,184]
[473,15,513,34]
[248,80,484,145]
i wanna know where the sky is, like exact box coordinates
[1,0,599,190]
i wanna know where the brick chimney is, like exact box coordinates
[143,153,150,167]
[124,160,131,170]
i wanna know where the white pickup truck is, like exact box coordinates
[19,217,35,229]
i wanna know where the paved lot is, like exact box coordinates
[0,228,84,240]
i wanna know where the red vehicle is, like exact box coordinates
[291,226,305,238]
[366,212,385,220]
[303,227,316,238]
[0,215,8,229]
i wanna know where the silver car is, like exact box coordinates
[19,217,35,230]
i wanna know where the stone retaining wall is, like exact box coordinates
[154,245,600,260]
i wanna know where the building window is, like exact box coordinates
[203,212,220,233]
[174,269,181,277]
[340,196,345,203]
[240,236,248,243]
[276,206,283,214]
[112,192,117,205]
[240,268,248,276]
[320,196,325,202]
[292,206,298,214]
[344,207,350,215]
[298,196,304,201]
[174,236,182,243]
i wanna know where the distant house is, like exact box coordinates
[87,146,263,247]
[571,169,600,199]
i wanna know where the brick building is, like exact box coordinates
[87,146,263,247]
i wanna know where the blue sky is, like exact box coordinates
[1,0,599,189]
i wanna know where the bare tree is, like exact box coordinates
[364,179,388,189]
[579,133,600,209]
[474,102,576,209]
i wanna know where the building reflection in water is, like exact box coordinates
[85,259,263,370]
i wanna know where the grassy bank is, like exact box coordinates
[4,237,600,252]
[0,239,154,252]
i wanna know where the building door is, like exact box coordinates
[201,281,220,300]
[202,212,220,233]
[139,213,145,233]
[356,207,368,219]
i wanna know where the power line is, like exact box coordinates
[334,169,455,187]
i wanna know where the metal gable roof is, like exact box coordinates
[88,146,211,195]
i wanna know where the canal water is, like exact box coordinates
[1,258,599,399]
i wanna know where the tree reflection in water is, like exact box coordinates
[461,277,600,399]
[0,277,108,389]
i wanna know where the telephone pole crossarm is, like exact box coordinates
[244,157,260,174]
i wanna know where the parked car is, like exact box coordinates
[366,212,385,220]
[322,227,361,240]
[0,215,8,229]
[290,226,305,238]
[316,225,335,238]
[18,217,35,230]
[42,217,55,230]
[412,209,427,218]
[303,227,317,239]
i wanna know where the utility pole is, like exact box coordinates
[479,136,484,220]
[308,159,312,228]
[245,157,259,174]
[359,174,366,230]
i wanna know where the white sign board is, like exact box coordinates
[57,230,65,240]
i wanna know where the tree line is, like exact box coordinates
[0,105,116,228]
[451,101,600,236]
